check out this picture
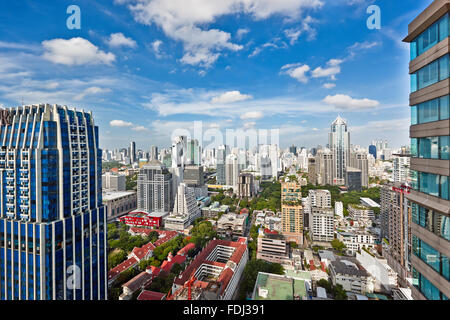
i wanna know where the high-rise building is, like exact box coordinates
[346,167,362,192]
[238,173,255,199]
[150,146,158,161]
[165,183,201,231]
[281,179,303,245]
[130,141,136,163]
[316,148,334,185]
[380,183,412,287]
[216,146,226,185]
[187,139,200,165]
[403,1,450,300]
[289,145,297,156]
[329,116,350,186]
[0,104,107,300]
[350,151,369,188]
[369,145,377,160]
[307,157,317,186]
[393,155,411,183]
[102,172,126,191]
[137,160,173,214]
[225,154,239,187]
[307,190,334,243]
[183,164,204,187]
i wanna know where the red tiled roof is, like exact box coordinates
[123,271,153,292]
[309,260,316,271]
[264,228,278,235]
[137,290,166,300]
[129,227,153,236]
[203,261,226,268]
[161,255,186,273]
[153,231,178,247]
[177,243,196,256]
[174,239,247,287]
[108,257,138,281]
[217,268,234,295]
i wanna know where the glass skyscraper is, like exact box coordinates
[0,104,107,300]
[403,0,450,300]
[328,116,350,186]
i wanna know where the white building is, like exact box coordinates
[356,250,398,293]
[329,258,375,294]
[165,183,201,231]
[335,201,344,218]
[337,231,376,255]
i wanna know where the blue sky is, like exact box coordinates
[0,0,432,150]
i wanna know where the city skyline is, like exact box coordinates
[0,1,433,150]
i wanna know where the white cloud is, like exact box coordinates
[74,86,111,100]
[348,41,380,58]
[150,40,164,58]
[323,94,379,110]
[280,63,310,83]
[284,15,317,44]
[117,0,324,68]
[249,38,288,57]
[323,83,336,89]
[311,59,343,80]
[107,32,137,48]
[110,119,133,127]
[211,91,253,104]
[132,125,148,131]
[42,37,116,66]
[241,111,263,120]
[236,28,250,40]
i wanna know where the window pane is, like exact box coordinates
[441,175,449,200]
[439,54,449,81]
[440,95,449,120]
[442,215,450,242]
[411,40,418,60]
[439,13,449,42]
[411,138,418,157]
[418,60,439,89]
[420,172,439,196]
[411,73,418,92]
[418,137,438,159]
[440,136,450,160]
[411,106,418,125]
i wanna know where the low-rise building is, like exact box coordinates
[103,191,137,221]
[329,257,376,294]
[337,231,377,255]
[201,202,230,218]
[251,272,308,300]
[348,204,375,221]
[217,213,248,239]
[256,229,293,269]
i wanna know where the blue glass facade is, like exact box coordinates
[407,8,450,300]
[0,104,107,300]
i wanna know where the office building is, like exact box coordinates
[165,183,201,231]
[350,151,369,188]
[346,167,362,192]
[225,154,239,187]
[216,146,226,185]
[316,148,334,186]
[256,229,292,268]
[102,172,126,192]
[0,104,107,300]
[188,139,200,165]
[329,116,350,186]
[369,145,377,160]
[310,207,334,243]
[403,0,450,300]
[183,164,204,187]
[329,257,375,294]
[237,173,255,199]
[137,160,173,214]
[130,141,136,163]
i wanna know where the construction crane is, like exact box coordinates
[186,268,197,300]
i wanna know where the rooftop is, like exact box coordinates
[253,272,307,300]
[102,191,136,201]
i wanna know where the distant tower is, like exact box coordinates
[328,116,350,186]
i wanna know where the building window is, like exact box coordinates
[411,13,449,60]
[411,54,450,92]
[411,136,450,159]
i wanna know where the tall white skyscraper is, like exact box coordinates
[225,154,239,187]
[329,116,350,186]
